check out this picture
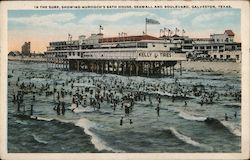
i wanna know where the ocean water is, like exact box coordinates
[7,61,241,153]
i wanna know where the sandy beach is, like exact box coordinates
[181,61,241,74]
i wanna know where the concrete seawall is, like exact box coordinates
[8,56,47,63]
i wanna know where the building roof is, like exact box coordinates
[99,35,160,43]
[224,30,235,36]
[192,38,213,41]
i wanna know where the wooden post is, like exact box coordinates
[147,62,150,77]
[123,61,125,75]
[91,61,94,72]
[169,66,171,76]
[77,60,80,72]
[129,62,132,76]
[101,62,104,75]
[112,61,115,74]
[179,61,182,76]
[173,65,175,77]
[117,61,120,75]
[96,61,98,73]
[136,62,139,76]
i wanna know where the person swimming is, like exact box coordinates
[56,103,60,115]
[30,104,33,115]
[225,113,228,121]
[234,112,237,119]
[120,117,123,126]
[61,102,65,115]
[129,119,133,125]
[155,104,160,117]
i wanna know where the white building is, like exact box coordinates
[210,30,235,43]
[208,50,241,62]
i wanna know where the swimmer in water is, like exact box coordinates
[61,102,65,115]
[30,104,33,115]
[225,113,228,121]
[155,104,160,117]
[120,117,123,126]
[129,119,133,125]
[56,103,60,115]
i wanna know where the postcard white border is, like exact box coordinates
[0,1,249,160]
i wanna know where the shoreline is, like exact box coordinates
[181,61,241,74]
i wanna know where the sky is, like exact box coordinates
[8,8,241,52]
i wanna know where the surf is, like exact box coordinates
[32,134,49,145]
[167,127,213,151]
[74,118,119,152]
[178,111,207,122]
[204,117,241,137]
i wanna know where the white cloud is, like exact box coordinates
[191,11,234,26]
[9,13,75,28]
[170,9,197,18]
[158,17,180,28]
[80,11,154,23]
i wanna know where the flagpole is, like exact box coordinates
[145,18,147,35]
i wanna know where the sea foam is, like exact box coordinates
[220,120,241,137]
[168,127,213,151]
[32,134,49,144]
[178,111,207,122]
[75,118,117,152]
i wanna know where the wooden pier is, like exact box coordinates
[46,57,182,77]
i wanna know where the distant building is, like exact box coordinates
[210,30,235,43]
[8,51,21,56]
[21,42,31,56]
[183,30,239,52]
[208,50,241,62]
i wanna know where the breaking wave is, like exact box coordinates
[220,120,241,137]
[32,134,48,144]
[205,118,241,137]
[178,112,207,122]
[74,118,120,152]
[167,127,213,151]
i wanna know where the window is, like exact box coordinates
[220,55,223,59]
[213,46,218,49]
[226,55,230,59]
[195,46,198,49]
[73,52,75,56]
[183,46,193,50]
[69,52,71,56]
[200,46,205,50]
[137,42,147,48]
[236,55,239,60]
[78,52,80,56]
[213,55,217,59]
[152,44,155,47]
[206,46,211,50]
